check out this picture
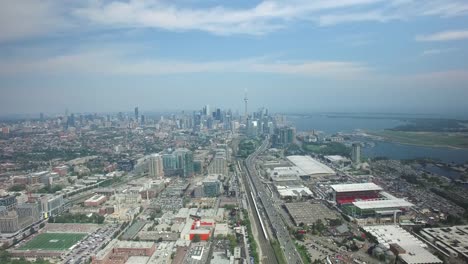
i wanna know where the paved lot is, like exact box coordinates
[285,202,338,226]
[63,223,121,264]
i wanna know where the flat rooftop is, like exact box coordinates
[324,155,349,162]
[286,156,335,176]
[330,182,382,193]
[421,225,468,258]
[85,195,106,202]
[285,202,338,226]
[353,199,414,210]
[276,185,313,198]
[363,225,442,264]
[126,256,150,264]
[116,240,155,248]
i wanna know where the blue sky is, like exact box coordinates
[1,0,468,115]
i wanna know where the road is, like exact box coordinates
[244,138,303,264]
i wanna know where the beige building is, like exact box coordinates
[148,154,164,178]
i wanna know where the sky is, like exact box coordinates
[1,0,468,116]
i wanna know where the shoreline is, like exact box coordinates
[365,131,468,150]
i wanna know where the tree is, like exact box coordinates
[8,185,26,192]
[329,218,343,227]
[295,232,305,241]
[192,234,201,242]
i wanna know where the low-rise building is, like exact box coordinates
[84,195,107,207]
[363,225,442,264]
[421,225,468,261]
[92,239,156,264]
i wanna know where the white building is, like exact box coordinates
[287,155,335,177]
[363,225,442,264]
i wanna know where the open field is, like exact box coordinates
[19,233,86,251]
[370,130,468,149]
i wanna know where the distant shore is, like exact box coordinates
[366,130,468,150]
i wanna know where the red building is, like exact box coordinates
[186,220,214,241]
[92,240,156,264]
[331,183,382,205]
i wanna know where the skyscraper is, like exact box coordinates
[351,143,361,164]
[203,105,210,116]
[148,154,164,178]
[174,148,194,178]
[134,107,139,121]
[273,126,296,147]
[162,153,177,176]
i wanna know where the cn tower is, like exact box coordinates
[244,90,248,120]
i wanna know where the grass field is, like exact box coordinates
[371,130,468,149]
[19,233,86,251]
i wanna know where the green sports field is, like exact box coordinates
[19,233,86,251]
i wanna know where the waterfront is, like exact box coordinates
[288,114,468,164]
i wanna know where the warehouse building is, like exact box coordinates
[363,225,442,264]
[287,156,335,177]
[421,225,468,261]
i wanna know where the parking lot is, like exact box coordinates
[62,223,121,264]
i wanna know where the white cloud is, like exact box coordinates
[416,30,468,42]
[73,0,468,34]
[0,49,370,79]
[72,0,384,35]
[0,0,71,42]
[1,0,468,39]
[318,11,398,26]
[421,48,455,56]
[405,69,468,82]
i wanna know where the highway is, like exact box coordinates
[244,138,303,264]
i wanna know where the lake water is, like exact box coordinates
[288,114,468,164]
[287,114,404,134]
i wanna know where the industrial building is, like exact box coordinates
[286,155,335,177]
[276,185,313,200]
[269,167,302,182]
[324,155,351,166]
[421,225,468,261]
[363,225,442,264]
